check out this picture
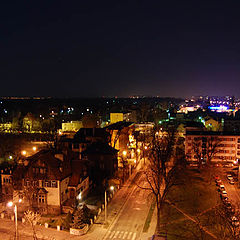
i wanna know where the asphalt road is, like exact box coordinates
[102,171,152,240]
[217,167,240,206]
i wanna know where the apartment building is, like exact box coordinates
[185,131,240,163]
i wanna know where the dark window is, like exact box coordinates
[51,181,57,188]
[73,143,79,149]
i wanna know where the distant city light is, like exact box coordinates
[209,105,229,112]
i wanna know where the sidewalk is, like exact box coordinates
[89,169,141,239]
[0,161,157,240]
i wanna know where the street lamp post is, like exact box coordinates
[8,199,22,240]
[104,190,107,223]
[104,186,114,224]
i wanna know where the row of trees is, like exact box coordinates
[138,127,222,238]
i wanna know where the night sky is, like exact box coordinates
[1,1,240,98]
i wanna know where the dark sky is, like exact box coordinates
[1,1,240,98]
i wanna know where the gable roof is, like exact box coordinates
[82,142,118,155]
[24,150,71,180]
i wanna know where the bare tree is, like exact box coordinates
[192,136,221,169]
[136,127,179,237]
[213,203,240,240]
[205,136,221,164]
[192,137,204,168]
[24,210,41,240]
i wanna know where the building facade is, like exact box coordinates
[185,131,240,163]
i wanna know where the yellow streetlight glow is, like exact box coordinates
[32,146,37,151]
[123,151,127,156]
[137,149,140,153]
[18,199,22,203]
[22,150,27,156]
[144,146,148,150]
[7,201,13,207]
[110,186,114,191]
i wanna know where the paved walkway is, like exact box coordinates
[166,201,217,239]
[0,160,156,240]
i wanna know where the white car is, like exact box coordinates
[227,175,233,181]
[221,190,227,196]
[220,185,225,191]
[231,216,240,226]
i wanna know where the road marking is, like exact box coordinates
[119,231,124,238]
[109,231,115,238]
[122,231,128,239]
[104,231,111,239]
[132,232,137,240]
[127,232,132,239]
[113,231,120,238]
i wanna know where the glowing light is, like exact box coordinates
[77,192,82,200]
[7,201,13,207]
[9,155,13,160]
[18,199,22,203]
[137,149,140,153]
[32,147,37,151]
[123,151,127,156]
[209,105,229,111]
[22,150,27,156]
[110,186,114,191]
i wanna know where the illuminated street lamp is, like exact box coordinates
[21,150,27,156]
[122,150,127,157]
[7,199,22,240]
[32,146,37,151]
[105,186,114,223]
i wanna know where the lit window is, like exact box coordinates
[38,194,45,203]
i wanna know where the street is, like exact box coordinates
[217,166,240,206]
[0,167,156,240]
[102,171,152,240]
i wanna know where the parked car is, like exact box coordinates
[227,175,233,181]
[222,196,229,202]
[229,180,235,185]
[219,185,225,191]
[231,216,239,227]
[221,190,227,197]
[216,179,222,186]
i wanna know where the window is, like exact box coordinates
[34,181,39,187]
[51,181,57,188]
[44,181,51,187]
[73,143,79,149]
[38,194,45,203]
